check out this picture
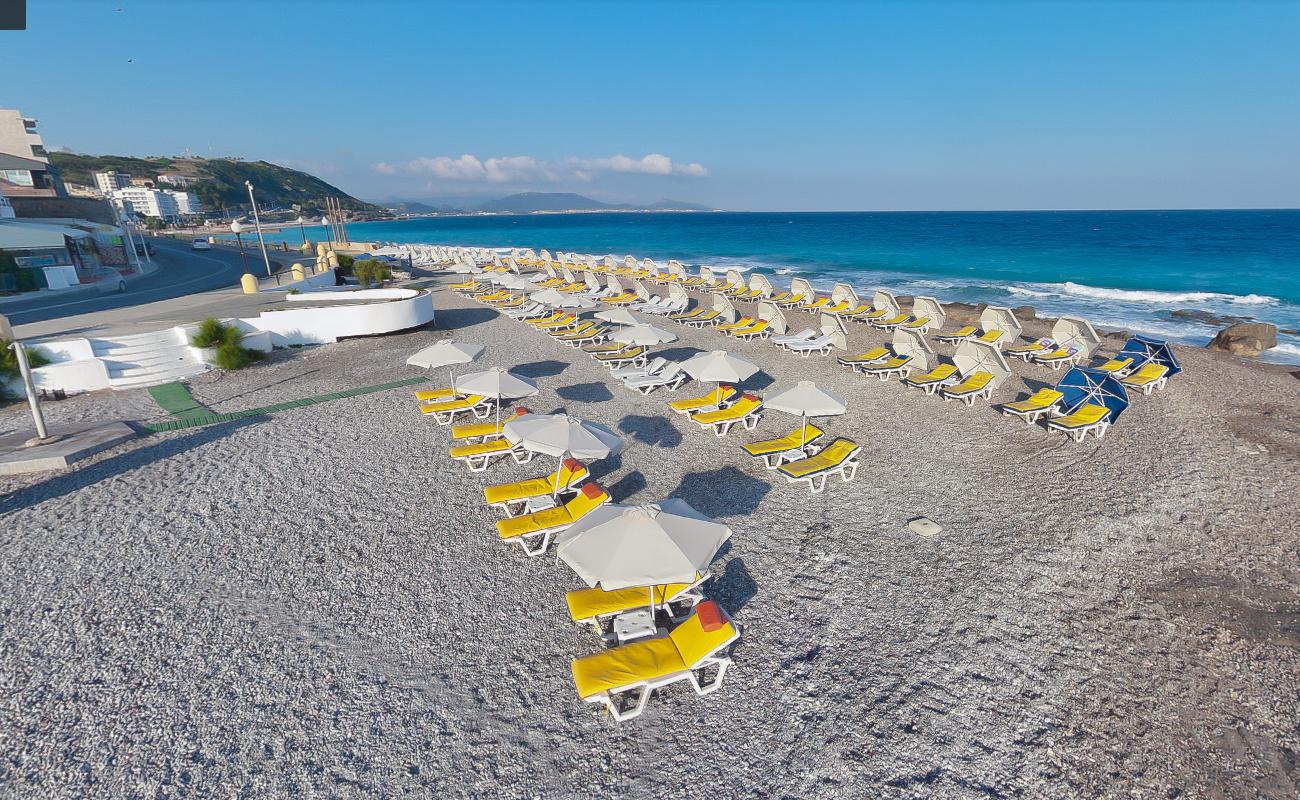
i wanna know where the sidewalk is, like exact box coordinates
[0,259,158,309]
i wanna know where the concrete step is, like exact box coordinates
[95,343,196,364]
[107,361,209,389]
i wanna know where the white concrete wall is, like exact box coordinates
[238,289,435,346]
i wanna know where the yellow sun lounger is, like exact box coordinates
[1096,356,1135,376]
[571,601,739,722]
[935,325,977,344]
[496,482,610,556]
[449,438,535,472]
[832,303,871,318]
[902,363,959,394]
[548,321,594,338]
[940,370,995,405]
[1120,363,1170,395]
[801,297,831,312]
[871,313,911,330]
[858,355,914,381]
[974,329,1006,347]
[419,394,494,425]
[669,386,737,415]
[776,438,862,494]
[1046,403,1112,441]
[1032,347,1083,370]
[593,346,647,368]
[836,347,889,371]
[670,308,708,321]
[999,388,1064,424]
[690,394,762,436]
[414,387,458,403]
[680,310,722,327]
[566,572,708,631]
[850,307,889,323]
[742,423,825,468]
[484,458,590,516]
[525,311,565,327]
[715,316,755,333]
[451,407,531,443]
[605,292,639,305]
[727,319,771,339]
[534,314,579,330]
[561,326,609,346]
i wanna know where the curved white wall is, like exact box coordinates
[239,289,435,346]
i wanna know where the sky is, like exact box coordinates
[4,0,1299,211]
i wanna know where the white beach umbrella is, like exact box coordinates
[530,288,596,309]
[763,380,848,446]
[554,498,732,612]
[595,308,641,326]
[504,413,625,496]
[610,324,678,346]
[952,339,1013,389]
[405,340,486,392]
[680,350,761,406]
[454,367,540,426]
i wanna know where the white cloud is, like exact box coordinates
[373,152,707,182]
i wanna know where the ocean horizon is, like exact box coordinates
[270,209,1300,364]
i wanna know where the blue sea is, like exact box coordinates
[270,210,1300,364]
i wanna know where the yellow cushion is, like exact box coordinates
[941,326,976,338]
[1123,363,1168,385]
[1037,348,1071,360]
[692,397,760,425]
[414,387,456,402]
[571,638,687,699]
[1004,388,1063,412]
[977,330,1005,344]
[778,439,860,479]
[944,371,993,395]
[419,394,485,414]
[856,308,887,319]
[594,346,644,362]
[908,364,958,384]
[1050,403,1110,428]
[1098,358,1133,373]
[451,421,502,440]
[669,387,736,412]
[565,578,697,622]
[496,486,607,540]
[841,347,888,363]
[450,439,511,458]
[668,610,739,668]
[864,356,910,371]
[483,462,589,505]
[742,424,824,456]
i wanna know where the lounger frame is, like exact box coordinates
[584,628,740,722]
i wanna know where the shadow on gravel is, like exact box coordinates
[606,470,647,502]
[512,360,569,379]
[715,557,759,613]
[655,346,705,362]
[557,382,614,402]
[672,466,770,517]
[436,307,498,330]
[0,416,264,517]
[618,414,683,447]
[739,372,775,391]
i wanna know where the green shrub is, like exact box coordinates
[0,341,51,399]
[354,258,392,287]
[287,287,300,295]
[190,317,241,348]
[189,318,265,371]
[336,253,355,271]
[214,342,266,370]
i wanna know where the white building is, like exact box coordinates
[94,171,133,194]
[112,187,180,220]
[0,109,49,163]
[168,190,203,215]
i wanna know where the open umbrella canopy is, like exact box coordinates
[503,414,625,460]
[554,498,733,589]
[1050,316,1102,359]
[454,367,540,399]
[530,288,596,308]
[891,328,933,373]
[1117,335,1183,376]
[611,324,677,346]
[679,350,761,383]
[1055,367,1131,421]
[764,380,848,418]
[872,289,900,316]
[595,308,641,326]
[405,340,485,370]
[912,296,946,328]
[953,339,1012,388]
[979,306,1023,342]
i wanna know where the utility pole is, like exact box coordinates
[244,180,273,277]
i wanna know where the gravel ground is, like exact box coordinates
[1,277,1298,798]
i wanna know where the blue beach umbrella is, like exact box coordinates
[1054,368,1131,422]
[1117,335,1182,376]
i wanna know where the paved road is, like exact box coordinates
[1,238,257,326]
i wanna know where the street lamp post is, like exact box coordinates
[230,220,250,274]
[295,215,307,244]
[244,180,273,277]
[321,216,332,246]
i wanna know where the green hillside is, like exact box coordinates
[48,153,383,216]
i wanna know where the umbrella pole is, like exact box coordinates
[647,585,656,619]
[800,414,808,448]
[553,451,565,498]
[448,366,456,395]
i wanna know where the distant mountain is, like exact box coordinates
[48,153,384,216]
[474,192,714,213]
[387,200,462,214]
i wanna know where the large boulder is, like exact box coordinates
[1012,305,1037,321]
[943,302,984,326]
[1206,322,1277,357]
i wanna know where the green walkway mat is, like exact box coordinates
[141,375,429,434]
[147,382,214,424]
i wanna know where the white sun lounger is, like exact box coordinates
[772,328,816,347]
[784,334,836,357]
[624,363,688,394]
[610,357,667,381]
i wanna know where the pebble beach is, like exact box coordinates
[2,271,1298,798]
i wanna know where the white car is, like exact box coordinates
[191,237,211,251]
